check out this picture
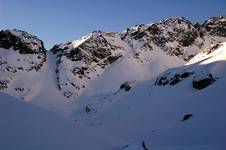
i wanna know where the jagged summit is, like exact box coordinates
[51,15,226,60]
[0,29,46,100]
[0,29,45,54]
[121,16,226,60]
[0,16,226,100]
[203,15,226,36]
[50,30,125,98]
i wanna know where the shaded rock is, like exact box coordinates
[63,91,73,98]
[155,71,194,86]
[142,141,149,150]
[182,113,193,121]
[192,74,216,90]
[0,79,10,90]
[203,16,226,37]
[107,55,122,64]
[120,81,131,91]
[0,29,45,54]
[85,105,97,114]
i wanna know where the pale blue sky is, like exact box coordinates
[0,0,226,49]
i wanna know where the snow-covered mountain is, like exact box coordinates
[70,41,226,150]
[1,16,226,102]
[50,16,226,100]
[0,29,46,100]
[0,15,226,149]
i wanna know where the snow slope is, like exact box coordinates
[0,92,125,150]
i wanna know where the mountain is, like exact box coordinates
[70,42,226,150]
[1,16,225,103]
[0,29,46,99]
[50,16,226,99]
[0,16,226,149]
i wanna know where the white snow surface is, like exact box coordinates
[0,92,124,150]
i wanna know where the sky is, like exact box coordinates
[0,0,226,49]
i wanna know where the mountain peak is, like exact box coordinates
[1,16,226,100]
[0,29,45,54]
[203,15,226,37]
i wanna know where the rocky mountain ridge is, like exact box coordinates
[0,16,226,100]
[1,15,226,150]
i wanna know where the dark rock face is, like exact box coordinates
[85,105,97,114]
[142,141,149,150]
[51,31,124,98]
[63,91,73,98]
[182,113,193,121]
[120,81,132,91]
[51,32,122,66]
[107,55,122,64]
[0,79,11,90]
[0,29,46,72]
[121,17,200,59]
[203,16,226,37]
[155,71,194,86]
[0,29,45,54]
[72,67,89,79]
[192,74,216,90]
[71,34,119,65]
[177,30,198,47]
[156,68,218,91]
[161,17,198,47]
[51,45,66,55]
[121,16,226,61]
